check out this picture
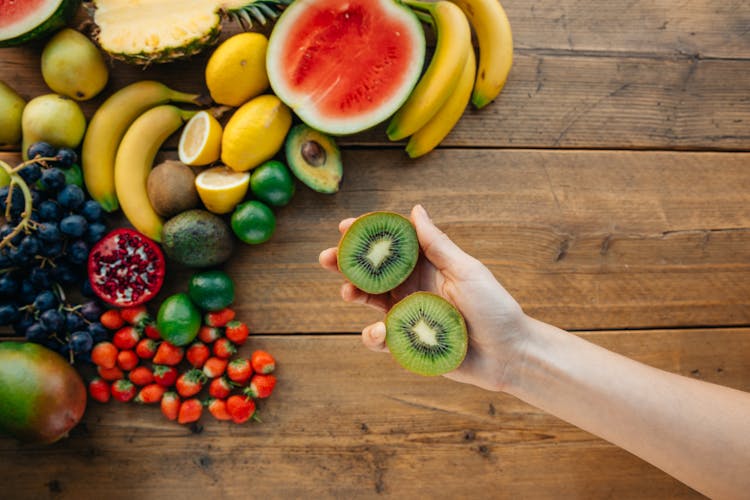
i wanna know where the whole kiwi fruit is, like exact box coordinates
[147,160,199,217]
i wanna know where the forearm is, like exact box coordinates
[506,316,750,499]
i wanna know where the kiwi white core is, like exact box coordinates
[412,319,439,346]
[366,238,393,269]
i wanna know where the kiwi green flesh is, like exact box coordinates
[385,292,468,376]
[338,212,418,294]
[285,123,342,194]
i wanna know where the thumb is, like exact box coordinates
[411,205,471,274]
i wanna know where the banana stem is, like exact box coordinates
[0,160,33,250]
[168,89,212,107]
[401,0,436,13]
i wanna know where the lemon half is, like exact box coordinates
[195,166,250,214]
[178,111,222,166]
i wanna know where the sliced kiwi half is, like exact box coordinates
[385,292,468,376]
[337,211,419,294]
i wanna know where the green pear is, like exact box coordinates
[0,81,26,146]
[22,94,86,160]
[41,29,109,101]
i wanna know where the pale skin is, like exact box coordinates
[319,204,750,499]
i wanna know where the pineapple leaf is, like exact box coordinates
[248,6,268,25]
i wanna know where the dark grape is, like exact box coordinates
[0,186,25,217]
[33,290,58,311]
[25,322,49,342]
[0,250,11,268]
[55,148,78,168]
[40,309,64,332]
[81,200,103,222]
[57,184,85,210]
[40,168,66,192]
[88,322,109,343]
[0,303,20,325]
[0,223,22,246]
[37,222,62,242]
[18,162,42,184]
[85,222,108,245]
[8,245,32,265]
[37,200,62,222]
[29,267,52,290]
[81,277,95,298]
[80,301,102,321]
[69,330,93,353]
[12,312,34,335]
[19,234,40,256]
[38,241,64,259]
[0,273,19,296]
[65,311,85,331]
[53,262,78,284]
[27,142,57,160]
[59,214,87,237]
[67,239,89,265]
[19,279,36,303]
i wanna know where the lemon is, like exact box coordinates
[206,33,269,107]
[221,94,292,172]
[178,110,222,166]
[195,166,250,214]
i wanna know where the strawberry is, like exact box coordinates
[247,374,276,399]
[197,325,221,344]
[213,338,236,359]
[175,369,207,398]
[113,326,140,350]
[250,350,275,374]
[206,398,232,421]
[111,380,136,402]
[186,341,210,368]
[88,377,111,403]
[203,356,228,378]
[204,308,235,327]
[152,342,184,366]
[120,305,150,326]
[224,320,249,344]
[100,309,124,330]
[134,383,166,404]
[178,398,203,424]
[208,376,233,399]
[227,358,253,385]
[91,341,118,369]
[116,349,139,371]
[161,392,180,421]
[226,394,256,424]
[129,365,154,386]
[143,322,161,340]
[135,338,158,360]
[97,365,125,381]
[153,365,178,387]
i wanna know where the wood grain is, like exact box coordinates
[3,327,747,499]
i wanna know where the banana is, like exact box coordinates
[114,105,196,242]
[405,49,476,158]
[449,0,513,109]
[387,1,471,141]
[82,81,205,212]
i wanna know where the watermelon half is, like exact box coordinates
[0,0,80,47]
[267,0,425,135]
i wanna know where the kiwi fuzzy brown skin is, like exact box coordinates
[385,291,468,376]
[337,211,419,295]
[147,160,200,218]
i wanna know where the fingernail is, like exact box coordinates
[414,204,430,221]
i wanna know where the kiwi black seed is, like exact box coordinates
[385,292,468,376]
[337,212,419,294]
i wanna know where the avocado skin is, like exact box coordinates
[162,209,234,267]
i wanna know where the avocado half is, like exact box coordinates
[284,124,343,194]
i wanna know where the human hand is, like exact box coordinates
[319,204,530,392]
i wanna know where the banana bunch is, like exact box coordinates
[390,0,513,158]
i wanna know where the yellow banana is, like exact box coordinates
[449,0,513,108]
[114,105,196,242]
[387,1,471,141]
[405,49,475,158]
[82,81,205,212]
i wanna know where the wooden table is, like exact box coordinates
[2,1,749,498]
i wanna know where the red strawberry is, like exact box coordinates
[247,374,276,399]
[144,322,161,340]
[161,392,180,421]
[111,380,136,402]
[129,365,154,386]
[186,342,210,368]
[175,369,207,398]
[134,383,166,404]
[206,398,232,421]
[100,309,124,330]
[88,377,111,403]
[208,376,233,399]
[113,326,140,350]
[153,365,178,387]
[178,398,203,424]
[135,338,158,360]
[213,338,236,359]
[203,357,228,378]
[227,358,252,385]
[120,305,150,325]
[152,342,184,366]
[91,341,118,369]
[116,349,139,371]
[197,325,221,344]
[250,350,275,374]
[226,394,256,424]
[224,320,249,344]
[204,308,235,327]
[97,365,125,381]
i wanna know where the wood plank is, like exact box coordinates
[3,327,747,499]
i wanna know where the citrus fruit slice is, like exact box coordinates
[178,110,222,166]
[195,166,250,214]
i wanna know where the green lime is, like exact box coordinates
[250,160,295,207]
[188,270,235,311]
[231,200,276,245]
[156,293,201,346]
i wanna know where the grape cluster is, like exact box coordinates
[0,142,108,363]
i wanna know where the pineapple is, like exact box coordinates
[90,0,291,64]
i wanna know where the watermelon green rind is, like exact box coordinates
[0,0,81,48]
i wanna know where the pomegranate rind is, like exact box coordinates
[266,0,425,135]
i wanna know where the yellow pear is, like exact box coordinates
[41,29,109,101]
